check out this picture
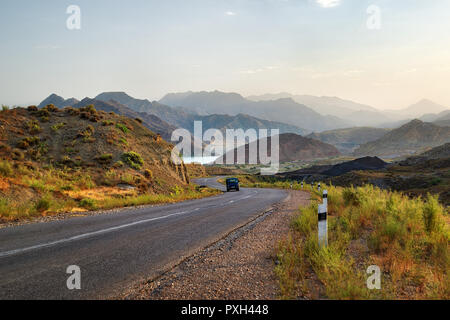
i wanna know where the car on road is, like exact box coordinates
[226,178,240,192]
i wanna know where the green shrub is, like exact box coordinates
[51,123,65,132]
[35,197,51,212]
[121,152,144,170]
[95,153,113,164]
[37,109,50,118]
[44,104,59,112]
[423,194,443,233]
[144,169,153,179]
[116,123,129,134]
[102,120,114,126]
[26,120,42,134]
[11,149,24,160]
[113,161,124,168]
[343,187,361,207]
[0,160,13,177]
[119,137,128,145]
[80,198,96,210]
[78,125,95,142]
[17,136,40,149]
[80,105,97,114]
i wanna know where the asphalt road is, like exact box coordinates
[0,177,287,299]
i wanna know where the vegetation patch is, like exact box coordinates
[116,123,129,134]
[121,151,144,170]
[274,183,449,300]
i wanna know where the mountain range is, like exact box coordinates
[38,93,306,143]
[160,91,351,131]
[353,119,450,158]
[306,127,391,154]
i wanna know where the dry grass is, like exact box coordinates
[275,183,449,300]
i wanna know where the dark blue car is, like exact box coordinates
[226,178,240,192]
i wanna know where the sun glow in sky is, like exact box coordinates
[1,0,450,109]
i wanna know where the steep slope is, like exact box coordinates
[353,120,450,157]
[39,95,177,142]
[0,106,216,221]
[307,127,390,154]
[160,91,350,131]
[218,133,341,164]
[0,105,188,184]
[72,98,177,142]
[95,92,195,128]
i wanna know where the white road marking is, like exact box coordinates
[0,190,258,259]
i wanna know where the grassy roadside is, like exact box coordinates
[0,162,220,222]
[276,184,449,299]
[221,175,449,299]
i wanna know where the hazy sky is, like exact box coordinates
[1,0,450,109]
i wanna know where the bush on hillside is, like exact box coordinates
[122,152,144,170]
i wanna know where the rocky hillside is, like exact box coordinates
[0,105,203,221]
[38,94,177,142]
[307,127,390,154]
[353,120,450,158]
[218,133,341,164]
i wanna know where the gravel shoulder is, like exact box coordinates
[119,190,310,300]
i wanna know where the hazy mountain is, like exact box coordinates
[160,91,350,131]
[188,113,307,137]
[161,91,247,115]
[218,133,341,164]
[38,94,79,109]
[95,92,306,136]
[354,119,450,158]
[307,127,390,154]
[404,99,448,117]
[384,99,449,119]
[433,112,450,127]
[248,93,377,114]
[420,109,450,122]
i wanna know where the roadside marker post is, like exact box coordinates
[318,190,328,248]
[318,182,321,192]
[301,181,303,189]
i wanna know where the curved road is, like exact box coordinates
[0,178,287,299]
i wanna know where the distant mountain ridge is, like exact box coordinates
[354,119,450,158]
[307,127,390,154]
[38,94,79,109]
[218,133,341,164]
[160,91,351,131]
